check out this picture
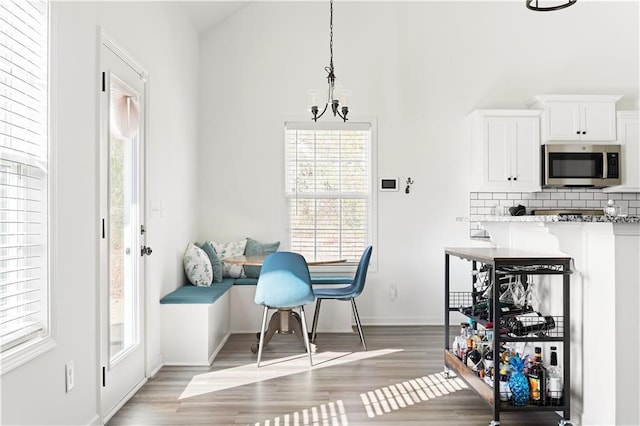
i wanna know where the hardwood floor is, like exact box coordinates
[108,326,564,426]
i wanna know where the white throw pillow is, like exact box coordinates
[183,243,213,286]
[212,239,248,278]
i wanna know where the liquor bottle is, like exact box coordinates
[547,346,563,405]
[466,340,483,373]
[463,337,473,365]
[483,348,494,373]
[527,346,547,405]
[499,366,511,401]
[457,336,468,360]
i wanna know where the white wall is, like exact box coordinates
[0,2,199,425]
[198,1,639,325]
[1,1,638,425]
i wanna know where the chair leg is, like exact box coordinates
[256,306,270,367]
[351,298,367,351]
[299,306,313,367]
[310,299,322,344]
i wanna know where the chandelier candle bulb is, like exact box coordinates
[307,91,319,110]
[341,90,351,107]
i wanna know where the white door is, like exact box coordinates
[99,39,148,421]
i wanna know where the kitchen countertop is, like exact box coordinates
[460,214,640,223]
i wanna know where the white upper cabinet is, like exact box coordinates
[469,110,542,192]
[604,111,640,193]
[528,95,622,142]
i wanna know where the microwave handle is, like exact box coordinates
[602,152,608,179]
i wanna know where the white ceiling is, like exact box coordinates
[179,1,249,34]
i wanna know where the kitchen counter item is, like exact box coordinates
[531,209,604,216]
[459,215,640,224]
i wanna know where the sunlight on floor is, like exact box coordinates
[360,371,469,418]
[248,400,348,426]
[245,372,470,425]
[180,349,403,399]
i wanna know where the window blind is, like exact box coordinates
[285,122,371,263]
[0,0,49,352]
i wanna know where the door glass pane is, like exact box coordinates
[109,77,140,361]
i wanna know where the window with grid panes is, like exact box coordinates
[285,122,372,263]
[0,0,50,370]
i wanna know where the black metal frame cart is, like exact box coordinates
[443,247,572,426]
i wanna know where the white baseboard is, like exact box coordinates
[360,316,444,325]
[147,353,163,378]
[208,332,231,364]
[87,414,100,425]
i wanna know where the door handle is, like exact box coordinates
[141,245,153,256]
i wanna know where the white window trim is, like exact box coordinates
[282,115,378,274]
[0,0,56,375]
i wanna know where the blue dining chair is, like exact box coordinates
[310,246,373,351]
[254,252,315,367]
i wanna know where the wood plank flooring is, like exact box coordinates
[107,326,564,426]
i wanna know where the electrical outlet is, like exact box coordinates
[389,283,398,300]
[65,361,75,393]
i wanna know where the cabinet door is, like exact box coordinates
[545,101,580,141]
[512,117,541,190]
[617,113,639,192]
[581,102,617,141]
[484,117,512,188]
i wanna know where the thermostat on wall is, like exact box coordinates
[379,178,399,191]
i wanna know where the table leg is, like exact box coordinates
[251,310,281,353]
[289,311,317,353]
[252,309,317,354]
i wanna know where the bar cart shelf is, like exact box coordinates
[443,247,573,426]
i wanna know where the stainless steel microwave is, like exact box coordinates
[542,144,622,188]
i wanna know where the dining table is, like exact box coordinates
[223,254,347,354]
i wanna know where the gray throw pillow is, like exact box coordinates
[244,237,280,278]
[196,241,223,283]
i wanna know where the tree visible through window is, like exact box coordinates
[285,122,372,263]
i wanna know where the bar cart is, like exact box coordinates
[443,247,572,426]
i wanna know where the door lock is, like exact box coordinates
[141,245,153,256]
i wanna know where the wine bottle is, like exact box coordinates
[467,341,483,373]
[547,346,563,405]
[527,347,547,405]
[505,312,555,336]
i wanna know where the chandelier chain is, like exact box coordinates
[329,0,333,71]
[325,0,335,83]
[311,0,348,122]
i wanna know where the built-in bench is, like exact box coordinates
[160,276,353,366]
[160,278,235,365]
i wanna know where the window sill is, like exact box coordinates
[309,263,357,275]
[0,336,57,376]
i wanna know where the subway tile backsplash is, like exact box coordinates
[469,189,640,239]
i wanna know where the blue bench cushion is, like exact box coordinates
[310,276,353,285]
[160,279,234,304]
[233,278,259,285]
[236,277,352,286]
[160,275,352,305]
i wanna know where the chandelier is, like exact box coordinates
[309,0,350,122]
[526,0,577,11]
